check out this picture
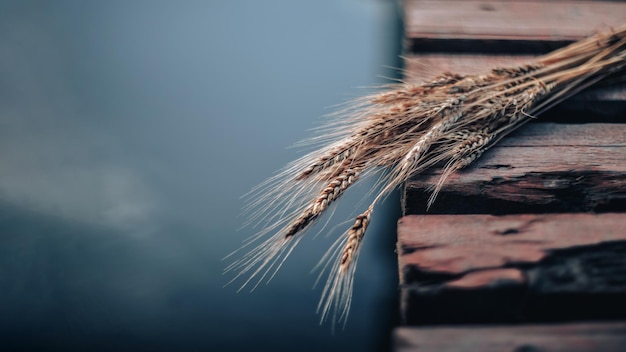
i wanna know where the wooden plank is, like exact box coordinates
[394,322,626,352]
[398,213,626,277]
[404,123,626,215]
[404,0,626,42]
[403,54,626,107]
[403,1,626,106]
[397,213,626,324]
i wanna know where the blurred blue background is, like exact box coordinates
[0,1,403,351]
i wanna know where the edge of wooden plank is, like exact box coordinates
[404,0,626,42]
[394,322,626,352]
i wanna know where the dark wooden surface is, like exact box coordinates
[404,123,626,215]
[395,1,626,351]
[394,322,626,352]
[397,213,626,324]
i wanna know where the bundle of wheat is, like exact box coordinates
[227,25,626,327]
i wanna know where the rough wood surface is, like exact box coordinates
[397,213,626,324]
[404,123,626,215]
[394,322,626,352]
[405,0,626,42]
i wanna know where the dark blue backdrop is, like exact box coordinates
[0,1,403,351]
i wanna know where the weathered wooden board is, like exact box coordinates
[397,213,626,324]
[403,1,626,106]
[403,55,626,105]
[404,0,626,43]
[394,322,626,352]
[404,123,626,215]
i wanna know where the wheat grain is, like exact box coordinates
[317,206,373,327]
[427,128,496,208]
[297,142,359,180]
[339,208,371,273]
[287,165,361,238]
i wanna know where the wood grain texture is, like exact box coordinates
[404,123,626,215]
[394,322,626,352]
[404,0,626,41]
[397,213,626,324]
[398,213,626,277]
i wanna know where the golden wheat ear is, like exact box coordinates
[231,24,626,327]
[317,207,372,328]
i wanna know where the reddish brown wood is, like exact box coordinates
[397,213,626,324]
[398,213,626,278]
[394,322,626,352]
[404,123,626,215]
[404,0,626,41]
[444,268,524,289]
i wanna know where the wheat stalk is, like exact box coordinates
[228,24,626,326]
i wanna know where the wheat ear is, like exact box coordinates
[286,165,361,238]
[317,206,372,327]
[229,24,626,327]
